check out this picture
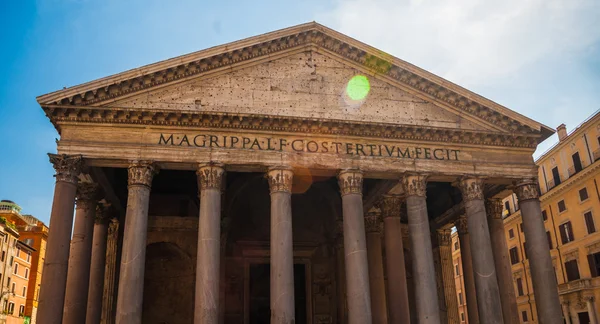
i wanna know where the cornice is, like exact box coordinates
[42,106,540,148]
[540,160,600,202]
[37,22,550,141]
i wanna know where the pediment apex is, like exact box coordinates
[37,21,553,141]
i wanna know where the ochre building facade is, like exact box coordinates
[36,23,563,324]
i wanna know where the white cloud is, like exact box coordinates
[320,0,600,87]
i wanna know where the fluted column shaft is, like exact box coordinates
[338,170,372,324]
[195,164,225,324]
[459,178,503,324]
[380,195,410,324]
[515,179,563,324]
[86,205,110,324]
[267,167,296,324]
[38,154,82,324]
[402,174,440,324]
[365,211,388,324]
[437,229,460,324]
[455,216,480,324]
[486,199,519,324]
[63,182,99,324]
[115,162,157,324]
[101,219,119,324]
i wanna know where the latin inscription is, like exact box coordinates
[158,133,460,161]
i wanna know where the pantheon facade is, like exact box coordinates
[37,23,561,324]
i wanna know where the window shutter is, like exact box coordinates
[588,254,598,277]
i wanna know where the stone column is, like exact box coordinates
[334,218,348,324]
[86,202,111,324]
[454,216,479,324]
[338,169,372,324]
[562,301,572,324]
[37,154,83,324]
[365,211,388,324]
[515,179,562,324]
[380,195,410,324]
[458,177,504,324]
[115,161,157,324]
[267,166,295,324]
[437,229,460,324]
[195,163,225,324]
[486,198,520,324]
[101,218,119,324]
[587,297,599,324]
[63,181,99,324]
[401,173,440,324]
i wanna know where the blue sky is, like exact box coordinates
[1,0,599,223]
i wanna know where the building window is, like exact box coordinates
[510,247,520,265]
[18,304,24,317]
[26,252,30,263]
[573,152,583,173]
[458,292,463,305]
[560,221,575,244]
[552,166,561,187]
[516,277,524,296]
[579,188,590,201]
[8,302,14,315]
[455,264,460,276]
[11,282,15,294]
[24,268,28,279]
[508,229,515,239]
[460,312,465,322]
[13,263,18,275]
[558,200,567,213]
[523,242,528,259]
[588,252,600,277]
[21,286,25,297]
[1,251,5,262]
[522,310,528,322]
[7,277,11,288]
[542,210,548,221]
[585,211,596,234]
[9,256,13,266]
[546,231,553,249]
[565,260,581,281]
[454,241,459,251]
[504,201,511,214]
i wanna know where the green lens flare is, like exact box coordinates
[346,75,370,101]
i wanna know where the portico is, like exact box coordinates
[36,22,561,324]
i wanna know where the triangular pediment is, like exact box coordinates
[37,22,553,142]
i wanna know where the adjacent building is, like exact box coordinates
[0,201,45,324]
[453,110,600,323]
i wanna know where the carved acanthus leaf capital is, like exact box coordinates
[128,161,157,187]
[338,169,363,196]
[197,163,225,191]
[379,195,403,219]
[401,174,427,197]
[107,218,119,237]
[455,216,468,235]
[514,178,540,201]
[95,201,112,224]
[458,177,485,202]
[267,167,293,194]
[486,198,503,220]
[437,229,452,247]
[49,154,83,184]
[76,181,99,210]
[365,211,382,233]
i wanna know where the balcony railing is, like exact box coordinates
[558,278,593,294]
[594,149,600,162]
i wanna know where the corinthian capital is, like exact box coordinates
[455,216,468,235]
[514,178,540,201]
[458,177,485,202]
[95,200,112,224]
[401,173,427,197]
[267,166,293,194]
[486,198,503,220]
[76,182,99,210]
[338,169,363,196]
[437,228,452,247]
[365,211,382,233]
[48,154,83,184]
[127,161,157,188]
[379,195,403,219]
[197,163,225,191]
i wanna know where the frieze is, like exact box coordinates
[196,164,225,191]
[338,170,363,196]
[43,106,540,148]
[40,25,539,138]
[48,153,83,184]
